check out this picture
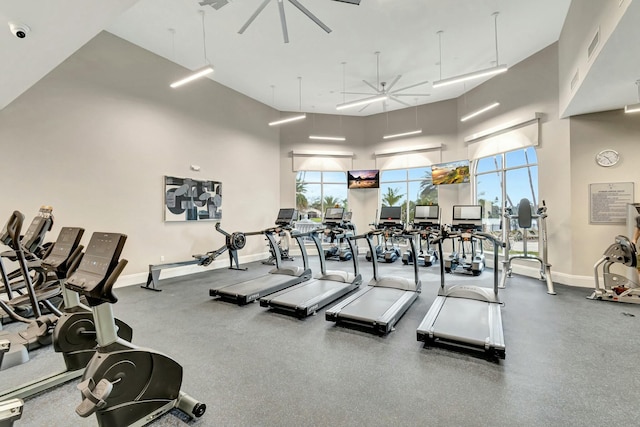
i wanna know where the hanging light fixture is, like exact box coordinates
[269,77,307,126]
[383,99,422,140]
[170,10,214,88]
[433,12,508,89]
[460,101,500,122]
[624,80,640,113]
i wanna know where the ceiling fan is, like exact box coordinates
[341,52,430,112]
[199,0,359,43]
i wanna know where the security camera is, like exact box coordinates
[9,22,30,39]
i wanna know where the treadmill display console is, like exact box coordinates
[324,207,345,224]
[275,208,297,226]
[379,206,403,228]
[66,232,127,295]
[414,205,440,227]
[451,205,483,231]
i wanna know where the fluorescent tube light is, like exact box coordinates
[268,113,307,126]
[383,129,422,140]
[624,103,640,113]
[309,135,346,141]
[336,94,387,111]
[460,102,500,122]
[170,65,214,88]
[433,65,508,88]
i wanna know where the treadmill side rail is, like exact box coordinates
[374,290,419,334]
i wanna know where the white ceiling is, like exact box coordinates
[2,0,634,118]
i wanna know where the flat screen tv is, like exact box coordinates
[431,160,470,185]
[347,169,380,189]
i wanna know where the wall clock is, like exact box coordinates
[595,149,620,167]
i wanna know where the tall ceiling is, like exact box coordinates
[3,0,634,118]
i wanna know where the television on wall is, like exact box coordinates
[347,170,380,189]
[431,160,470,185]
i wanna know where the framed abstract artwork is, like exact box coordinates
[164,176,222,222]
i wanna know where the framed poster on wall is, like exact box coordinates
[589,182,634,224]
[164,176,222,222]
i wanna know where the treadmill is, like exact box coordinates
[326,207,421,335]
[416,205,506,360]
[260,207,362,317]
[209,208,312,305]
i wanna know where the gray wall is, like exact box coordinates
[0,32,281,284]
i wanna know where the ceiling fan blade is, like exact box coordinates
[340,91,377,95]
[278,0,289,43]
[385,75,402,92]
[199,0,229,10]
[390,96,412,107]
[358,102,371,113]
[288,0,332,33]
[391,80,430,93]
[238,0,271,34]
[362,79,379,92]
[393,93,431,97]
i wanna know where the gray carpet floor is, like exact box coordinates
[1,255,639,427]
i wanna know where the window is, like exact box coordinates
[475,147,538,251]
[296,171,348,222]
[380,167,438,223]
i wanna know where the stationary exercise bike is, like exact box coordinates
[67,232,206,426]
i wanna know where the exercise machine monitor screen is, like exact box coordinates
[67,233,126,293]
[275,208,297,226]
[380,206,402,221]
[415,205,439,220]
[452,205,483,230]
[324,208,345,221]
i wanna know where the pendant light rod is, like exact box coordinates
[433,13,508,89]
[170,10,214,88]
[269,77,307,125]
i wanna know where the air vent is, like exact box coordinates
[588,28,600,59]
[571,69,580,92]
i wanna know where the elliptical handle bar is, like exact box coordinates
[66,245,85,276]
[100,259,129,304]
[6,211,25,250]
[474,231,506,248]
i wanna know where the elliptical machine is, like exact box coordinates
[67,232,206,426]
[366,207,403,263]
[444,205,485,276]
[402,205,440,266]
[500,198,555,295]
[323,208,355,261]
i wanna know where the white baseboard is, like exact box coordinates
[126,248,598,291]
[114,252,270,288]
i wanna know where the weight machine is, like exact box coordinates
[500,198,554,295]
